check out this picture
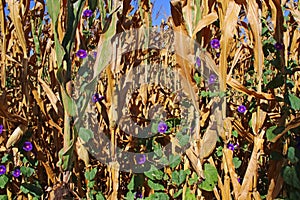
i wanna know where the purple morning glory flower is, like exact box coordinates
[12,168,21,177]
[23,141,33,152]
[0,165,6,175]
[83,9,93,18]
[228,143,239,151]
[158,121,168,133]
[227,143,235,151]
[76,49,87,59]
[0,124,3,134]
[208,74,217,84]
[237,105,247,113]
[274,42,283,51]
[135,154,146,165]
[210,39,220,49]
[135,191,143,199]
[92,93,104,103]
[196,57,201,67]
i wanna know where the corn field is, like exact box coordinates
[0,0,300,199]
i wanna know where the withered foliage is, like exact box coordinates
[0,0,300,199]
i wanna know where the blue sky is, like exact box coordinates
[151,0,171,25]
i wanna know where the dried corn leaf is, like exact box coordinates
[186,148,203,178]
[42,161,57,184]
[245,0,264,79]
[271,117,300,143]
[238,137,264,200]
[251,110,267,135]
[7,1,28,58]
[219,0,241,91]
[223,148,240,198]
[192,12,218,39]
[227,78,275,100]
[170,0,189,35]
[0,0,7,88]
[38,77,63,116]
[199,120,218,159]
[76,138,90,166]
[232,119,254,143]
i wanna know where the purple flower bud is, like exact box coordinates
[158,121,168,133]
[23,141,33,152]
[135,154,146,165]
[0,165,6,175]
[0,124,3,134]
[196,57,201,67]
[216,52,220,58]
[12,168,21,177]
[238,177,241,183]
[83,9,93,18]
[76,49,87,59]
[210,39,220,49]
[237,105,247,114]
[208,74,217,84]
[135,190,143,199]
[92,93,104,103]
[274,42,283,51]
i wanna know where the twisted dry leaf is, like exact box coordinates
[227,78,275,100]
[6,124,27,149]
[199,119,218,159]
[192,12,218,39]
[76,137,90,166]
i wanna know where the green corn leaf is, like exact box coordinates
[47,0,60,24]
[78,127,94,143]
[62,0,85,54]
[47,0,65,70]
[57,138,75,171]
[61,89,78,117]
